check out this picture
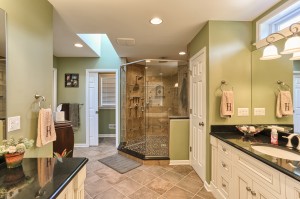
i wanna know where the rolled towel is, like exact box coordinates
[220,91,234,118]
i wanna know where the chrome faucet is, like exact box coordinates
[282,133,300,150]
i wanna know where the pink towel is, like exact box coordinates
[36,108,56,147]
[276,91,293,118]
[220,91,234,118]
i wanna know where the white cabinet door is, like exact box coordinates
[286,176,300,199]
[252,181,279,199]
[234,169,252,199]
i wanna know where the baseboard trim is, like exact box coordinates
[204,181,212,192]
[169,160,190,165]
[74,144,89,148]
[98,134,116,138]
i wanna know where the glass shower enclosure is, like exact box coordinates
[119,59,188,160]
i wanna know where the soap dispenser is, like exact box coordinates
[271,128,278,145]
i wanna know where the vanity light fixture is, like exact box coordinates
[290,51,300,60]
[260,33,284,60]
[74,43,83,48]
[179,51,186,55]
[281,23,300,54]
[150,17,163,25]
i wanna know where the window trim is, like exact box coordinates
[99,73,116,108]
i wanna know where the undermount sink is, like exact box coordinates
[251,144,300,161]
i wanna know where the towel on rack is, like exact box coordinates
[36,108,56,147]
[220,91,234,118]
[276,91,293,118]
[69,103,80,129]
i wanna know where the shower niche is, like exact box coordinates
[119,59,188,160]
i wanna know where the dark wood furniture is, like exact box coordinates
[53,121,74,157]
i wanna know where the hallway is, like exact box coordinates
[73,138,215,199]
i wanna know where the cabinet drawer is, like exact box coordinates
[218,141,232,159]
[218,175,230,198]
[235,150,281,194]
[218,154,232,178]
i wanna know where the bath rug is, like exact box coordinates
[99,154,141,174]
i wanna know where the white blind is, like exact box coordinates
[100,76,116,107]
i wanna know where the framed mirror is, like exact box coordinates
[0,8,6,165]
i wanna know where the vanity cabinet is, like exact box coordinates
[210,136,291,199]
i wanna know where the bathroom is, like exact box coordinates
[0,0,299,198]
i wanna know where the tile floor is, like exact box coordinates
[73,138,215,199]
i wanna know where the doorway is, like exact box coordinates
[294,72,300,133]
[86,69,119,147]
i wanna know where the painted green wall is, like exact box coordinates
[0,0,53,157]
[57,35,121,144]
[252,39,293,124]
[169,119,189,160]
[99,109,115,135]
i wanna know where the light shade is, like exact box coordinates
[290,52,300,60]
[281,35,300,54]
[260,44,281,60]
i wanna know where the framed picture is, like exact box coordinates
[65,73,79,87]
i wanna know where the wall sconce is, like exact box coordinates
[260,33,284,60]
[260,22,300,60]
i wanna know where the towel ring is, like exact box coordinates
[277,80,290,91]
[220,80,233,91]
[35,94,46,109]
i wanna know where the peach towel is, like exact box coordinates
[220,91,234,118]
[276,91,293,118]
[36,108,56,147]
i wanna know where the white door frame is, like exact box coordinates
[189,47,207,182]
[86,69,119,147]
[294,71,300,133]
[52,68,57,113]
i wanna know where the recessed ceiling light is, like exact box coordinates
[150,17,163,25]
[179,51,186,55]
[74,43,83,48]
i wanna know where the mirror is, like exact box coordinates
[251,39,294,125]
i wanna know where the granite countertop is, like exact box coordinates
[210,131,300,182]
[0,157,88,199]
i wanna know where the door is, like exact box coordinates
[88,72,99,146]
[253,181,278,199]
[190,47,206,181]
[294,73,300,133]
[234,170,252,199]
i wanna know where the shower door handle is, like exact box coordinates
[199,122,204,126]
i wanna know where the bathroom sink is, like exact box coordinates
[251,144,300,161]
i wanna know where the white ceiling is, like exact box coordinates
[49,0,280,62]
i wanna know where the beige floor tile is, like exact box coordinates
[176,176,203,194]
[114,178,142,196]
[103,172,128,185]
[95,167,120,178]
[84,191,92,199]
[129,187,160,199]
[95,187,127,199]
[160,171,184,184]
[196,187,215,199]
[186,171,203,183]
[192,195,202,199]
[171,165,194,176]
[85,172,102,185]
[162,186,194,199]
[146,166,168,176]
[85,178,112,198]
[146,177,174,195]
[130,170,157,185]
[125,168,143,177]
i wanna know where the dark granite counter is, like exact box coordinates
[210,131,300,182]
[0,157,88,199]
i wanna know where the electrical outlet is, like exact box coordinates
[238,108,249,116]
[254,108,265,116]
[7,116,21,132]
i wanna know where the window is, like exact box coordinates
[99,74,116,108]
[257,0,300,41]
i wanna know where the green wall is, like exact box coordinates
[99,109,115,135]
[57,35,121,144]
[169,119,189,160]
[0,0,53,157]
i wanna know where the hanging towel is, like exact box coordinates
[36,108,56,147]
[220,91,234,118]
[69,103,80,130]
[276,91,293,118]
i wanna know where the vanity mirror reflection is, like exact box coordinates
[251,38,298,129]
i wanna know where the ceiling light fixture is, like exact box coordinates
[150,17,163,25]
[260,22,300,60]
[179,51,186,55]
[74,43,83,48]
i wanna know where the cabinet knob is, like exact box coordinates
[251,191,256,196]
[246,187,251,192]
[222,183,226,188]
[199,122,204,126]
[221,162,227,168]
[222,147,227,152]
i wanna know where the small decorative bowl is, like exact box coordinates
[236,125,265,137]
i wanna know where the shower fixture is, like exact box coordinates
[133,75,143,91]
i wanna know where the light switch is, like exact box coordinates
[238,108,249,116]
[7,116,21,132]
[254,108,265,116]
